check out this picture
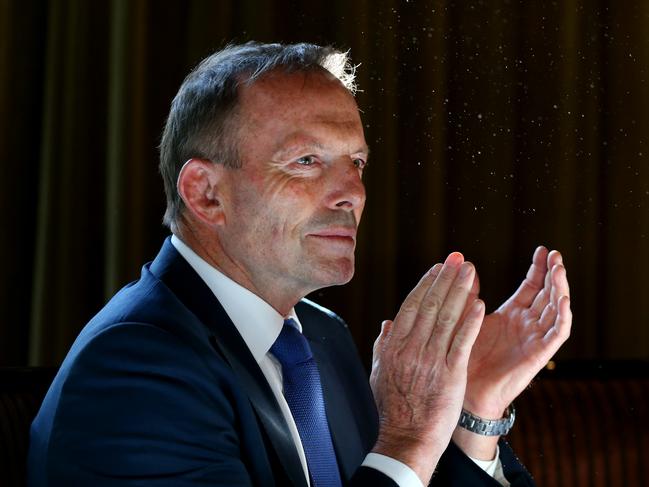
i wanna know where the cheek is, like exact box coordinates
[232,188,292,243]
[232,169,319,242]
[262,174,317,219]
[264,170,306,197]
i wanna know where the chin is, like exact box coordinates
[311,258,355,287]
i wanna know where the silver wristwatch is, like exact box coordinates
[457,404,516,436]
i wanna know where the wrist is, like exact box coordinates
[462,396,507,420]
[452,427,500,461]
[372,428,445,485]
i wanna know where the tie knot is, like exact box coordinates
[270,319,313,367]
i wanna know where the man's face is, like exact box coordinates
[216,70,367,300]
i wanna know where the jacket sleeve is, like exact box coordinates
[430,440,536,486]
[345,440,535,487]
[348,467,400,486]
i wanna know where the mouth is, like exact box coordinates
[307,227,357,246]
[308,227,356,240]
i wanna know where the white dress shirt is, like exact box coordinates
[171,235,508,486]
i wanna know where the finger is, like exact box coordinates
[531,251,563,315]
[530,287,550,317]
[391,263,444,336]
[547,249,563,272]
[537,265,569,327]
[426,261,476,352]
[459,272,481,324]
[537,301,557,332]
[529,264,552,314]
[543,295,572,345]
[550,264,570,307]
[404,253,464,340]
[468,270,480,302]
[510,246,548,307]
[447,299,485,366]
[556,295,572,340]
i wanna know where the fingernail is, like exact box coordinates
[445,252,464,267]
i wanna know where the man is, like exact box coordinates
[28,42,571,486]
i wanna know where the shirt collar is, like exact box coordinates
[170,234,302,363]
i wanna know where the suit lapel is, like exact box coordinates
[209,335,307,487]
[149,238,307,487]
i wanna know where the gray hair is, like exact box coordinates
[159,41,357,230]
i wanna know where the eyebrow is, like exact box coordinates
[273,139,326,159]
[272,136,370,160]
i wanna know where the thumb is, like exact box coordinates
[373,320,393,360]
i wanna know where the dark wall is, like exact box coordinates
[1,0,647,366]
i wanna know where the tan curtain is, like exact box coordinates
[0,0,647,366]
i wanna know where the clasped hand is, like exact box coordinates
[369,247,572,484]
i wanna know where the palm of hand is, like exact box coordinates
[464,247,572,418]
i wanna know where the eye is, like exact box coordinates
[295,155,318,166]
[353,158,368,170]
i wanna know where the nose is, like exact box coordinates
[326,158,366,212]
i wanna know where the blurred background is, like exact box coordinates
[1,0,647,367]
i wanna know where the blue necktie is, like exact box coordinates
[270,319,342,487]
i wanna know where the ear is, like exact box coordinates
[177,158,226,226]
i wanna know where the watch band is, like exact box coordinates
[457,404,516,436]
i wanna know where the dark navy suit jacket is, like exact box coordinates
[28,238,535,486]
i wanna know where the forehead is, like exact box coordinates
[236,70,363,139]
